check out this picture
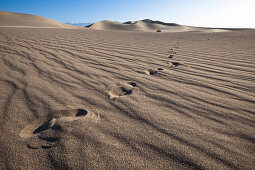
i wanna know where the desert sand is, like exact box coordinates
[0,11,255,169]
[87,19,229,32]
[0,11,81,29]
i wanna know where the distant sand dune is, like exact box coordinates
[0,11,82,29]
[88,19,229,32]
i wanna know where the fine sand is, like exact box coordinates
[0,11,81,29]
[87,19,229,32]
[0,13,255,169]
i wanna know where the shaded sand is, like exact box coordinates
[0,27,255,169]
[0,11,82,29]
[87,19,229,32]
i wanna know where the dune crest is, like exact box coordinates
[87,19,229,32]
[0,11,82,29]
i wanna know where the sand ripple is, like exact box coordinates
[0,27,254,169]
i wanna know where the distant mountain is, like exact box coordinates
[65,22,92,27]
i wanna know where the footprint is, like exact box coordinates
[168,55,174,59]
[168,62,181,67]
[25,125,61,149]
[109,82,137,99]
[26,130,60,149]
[168,48,176,58]
[167,62,189,68]
[144,68,164,75]
[20,109,99,149]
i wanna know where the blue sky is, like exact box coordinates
[0,0,254,28]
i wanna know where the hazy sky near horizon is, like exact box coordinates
[0,0,254,28]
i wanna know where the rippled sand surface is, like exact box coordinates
[0,27,255,169]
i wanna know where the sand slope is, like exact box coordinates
[88,19,228,32]
[0,26,255,169]
[0,11,81,29]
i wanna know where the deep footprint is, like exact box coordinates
[168,62,181,67]
[145,68,164,75]
[20,108,99,149]
[33,118,56,134]
[168,55,174,58]
[109,82,137,99]
[168,48,176,58]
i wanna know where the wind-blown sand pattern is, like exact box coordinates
[0,26,255,169]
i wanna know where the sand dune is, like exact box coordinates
[88,19,229,32]
[0,11,81,29]
[0,12,255,169]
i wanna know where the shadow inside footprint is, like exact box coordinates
[109,82,137,99]
[76,109,88,117]
[21,108,98,149]
[38,135,60,142]
[148,69,157,75]
[33,119,55,134]
[20,109,90,139]
[168,55,174,58]
[121,86,132,95]
[169,62,181,67]
[145,68,164,75]
[129,82,136,87]
[51,124,63,131]
[41,144,56,149]
[172,62,180,66]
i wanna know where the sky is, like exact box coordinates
[0,0,254,28]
